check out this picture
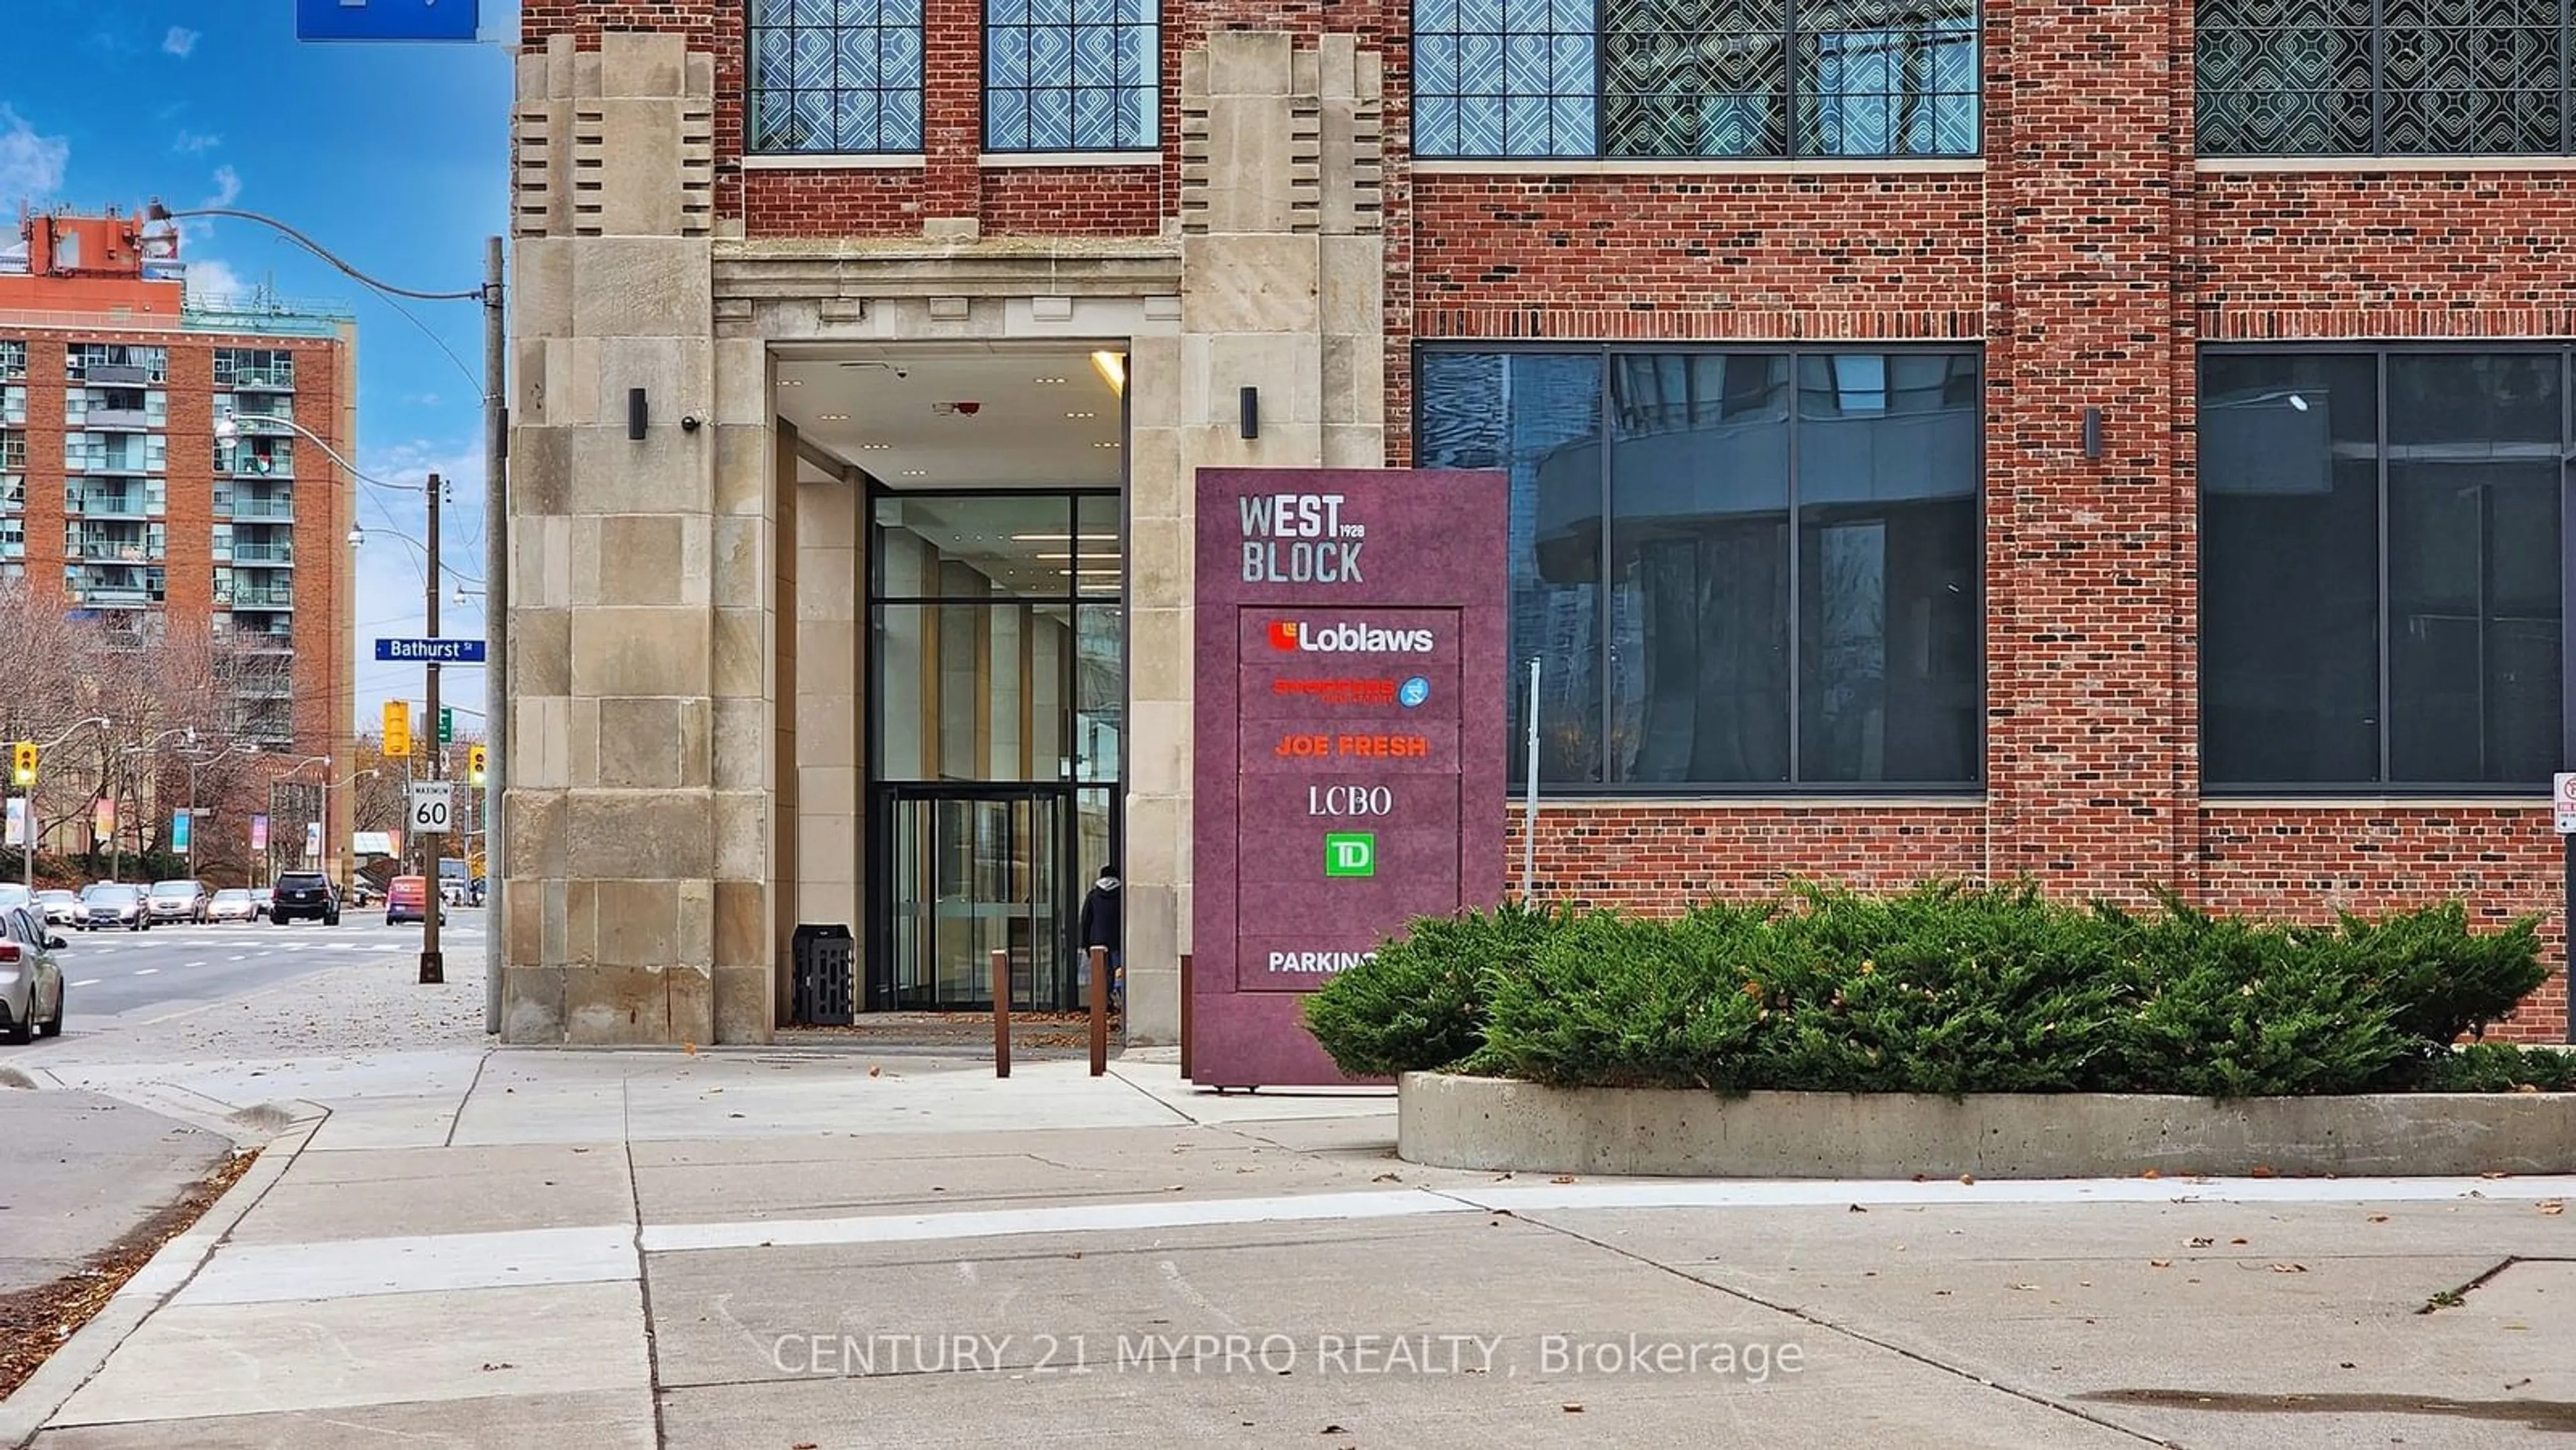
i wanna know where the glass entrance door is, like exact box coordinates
[876,786,1071,1011]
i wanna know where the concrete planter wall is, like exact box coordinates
[1397,1072,2576,1179]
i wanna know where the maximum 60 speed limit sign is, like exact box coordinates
[409,781,456,836]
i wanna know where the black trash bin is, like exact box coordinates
[790,922,855,1025]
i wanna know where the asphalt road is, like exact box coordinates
[37,907,488,1027]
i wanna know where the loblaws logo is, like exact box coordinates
[1268,621,1436,655]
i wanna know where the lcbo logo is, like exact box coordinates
[1268,621,1436,655]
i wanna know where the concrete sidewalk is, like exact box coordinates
[9,1044,2576,1449]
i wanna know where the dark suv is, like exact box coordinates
[268,871,341,926]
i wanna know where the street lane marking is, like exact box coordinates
[132,968,158,977]
[70,979,98,987]
[186,960,206,968]
[227,955,247,962]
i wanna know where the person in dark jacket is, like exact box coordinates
[1078,866,1122,1008]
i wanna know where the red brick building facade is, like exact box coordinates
[2,211,359,879]
[508,3,2573,1043]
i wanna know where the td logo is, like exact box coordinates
[1324,832,1377,878]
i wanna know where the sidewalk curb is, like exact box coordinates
[0,1104,327,1449]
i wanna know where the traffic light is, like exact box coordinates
[382,700,411,758]
[466,744,487,787]
[439,707,455,744]
[8,742,32,788]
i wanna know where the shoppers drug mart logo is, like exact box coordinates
[1398,676,1431,709]
[1268,621,1436,655]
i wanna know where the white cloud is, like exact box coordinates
[173,129,221,154]
[0,105,69,201]
[183,258,250,302]
[205,164,240,209]
[162,26,199,58]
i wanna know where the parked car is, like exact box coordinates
[385,875,446,927]
[267,871,341,926]
[347,879,378,908]
[148,879,212,924]
[34,890,82,928]
[79,883,150,932]
[207,888,259,924]
[0,905,65,1044]
[249,887,274,919]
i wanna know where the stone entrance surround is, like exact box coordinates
[503,32,1387,1044]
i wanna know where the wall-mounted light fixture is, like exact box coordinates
[628,388,648,441]
[1240,385,1259,441]
[1090,349,1126,397]
[2082,406,2103,461]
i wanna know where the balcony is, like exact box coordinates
[74,585,152,610]
[71,455,154,477]
[225,496,295,522]
[79,407,152,432]
[223,367,294,392]
[73,491,149,519]
[228,585,296,610]
[229,675,296,700]
[221,627,295,653]
[75,541,160,564]
[229,541,294,567]
[216,453,293,481]
[80,363,148,386]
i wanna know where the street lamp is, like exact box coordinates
[17,716,109,894]
[224,414,460,983]
[164,201,503,1008]
[174,742,255,879]
[115,726,197,883]
[267,755,328,883]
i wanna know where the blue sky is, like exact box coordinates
[1,0,519,727]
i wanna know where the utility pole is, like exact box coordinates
[420,472,445,985]
[483,235,506,1033]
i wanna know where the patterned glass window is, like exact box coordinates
[985,0,1159,151]
[1414,0,1978,159]
[749,0,928,154]
[2198,0,2570,155]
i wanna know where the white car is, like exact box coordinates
[0,904,66,1044]
[207,888,259,924]
[34,890,82,928]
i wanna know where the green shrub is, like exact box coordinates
[1752,885,2137,1095]
[2106,901,2413,1097]
[1480,907,1769,1090]
[2332,903,2548,1052]
[2420,1042,2576,1094]
[1303,885,2553,1098]
[1301,903,1551,1076]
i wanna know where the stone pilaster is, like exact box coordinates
[508,32,763,1043]
[1120,33,1385,1042]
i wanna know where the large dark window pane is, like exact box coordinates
[2202,349,2565,791]
[1607,353,1792,784]
[1417,351,1608,784]
[2200,353,2381,785]
[1422,345,1983,792]
[1795,351,1981,782]
[2386,353,2562,784]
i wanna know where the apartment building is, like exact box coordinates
[501,1,2576,1046]
[1,209,358,872]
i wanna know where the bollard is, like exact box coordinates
[1088,945,1108,1077]
[1179,952,1193,1080]
[991,948,1011,1079]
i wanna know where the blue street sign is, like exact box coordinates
[297,0,480,42]
[376,637,488,664]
